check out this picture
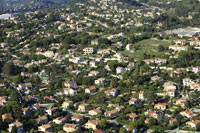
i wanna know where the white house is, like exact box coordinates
[126,44,133,50]
[83,47,94,55]
[169,45,188,52]
[64,81,77,88]
[95,78,106,86]
[105,88,118,97]
[182,78,193,87]
[116,67,126,74]
[46,107,58,116]
[64,88,77,96]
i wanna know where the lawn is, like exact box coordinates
[120,39,172,59]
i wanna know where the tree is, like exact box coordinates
[3,62,16,76]
[197,123,200,131]
[119,127,126,133]
[176,114,183,125]
[99,119,108,129]
[148,118,157,126]
[158,45,165,52]
[144,91,156,104]
[110,77,118,88]
[11,125,17,133]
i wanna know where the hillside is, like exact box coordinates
[0,0,69,12]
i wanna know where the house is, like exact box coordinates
[105,109,119,118]
[64,88,77,96]
[189,40,200,46]
[2,113,13,122]
[27,95,39,102]
[164,89,176,98]
[175,39,187,45]
[163,82,177,98]
[128,62,135,67]
[90,61,98,68]
[145,110,163,119]
[143,59,154,64]
[36,115,48,125]
[127,113,139,121]
[171,70,183,77]
[88,109,102,116]
[46,107,58,115]
[163,82,177,91]
[151,76,164,83]
[83,47,94,55]
[114,53,124,60]
[188,66,200,73]
[38,124,52,132]
[63,123,80,133]
[18,83,32,90]
[78,104,91,112]
[129,98,140,105]
[22,107,32,116]
[116,105,125,112]
[94,129,106,133]
[97,49,110,55]
[105,88,118,97]
[69,57,85,63]
[88,71,100,77]
[154,103,167,111]
[68,48,77,54]
[32,104,41,112]
[71,115,84,122]
[169,118,177,125]
[85,120,100,130]
[180,110,193,118]
[182,78,193,86]
[139,91,145,100]
[186,120,200,129]
[190,83,200,91]
[64,81,77,88]
[126,44,133,50]
[143,59,167,64]
[71,70,81,75]
[95,78,106,86]
[43,51,54,58]
[116,67,126,74]
[85,86,97,93]
[169,45,188,52]
[53,117,67,125]
[91,40,99,45]
[62,100,73,109]
[154,59,167,64]
[175,98,187,108]
[8,122,24,133]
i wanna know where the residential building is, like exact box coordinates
[71,115,84,122]
[85,86,97,93]
[53,117,67,125]
[85,120,100,130]
[78,104,91,112]
[63,123,80,133]
[83,47,94,55]
[64,81,77,88]
[154,103,167,110]
[38,124,52,132]
[8,122,24,133]
[105,88,118,97]
[88,109,102,116]
[95,78,106,86]
[64,88,77,96]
